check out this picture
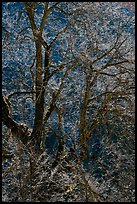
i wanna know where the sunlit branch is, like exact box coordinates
[7,91,36,99]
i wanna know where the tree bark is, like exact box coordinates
[30,40,44,151]
[2,95,30,144]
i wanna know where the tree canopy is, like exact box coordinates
[2,2,135,202]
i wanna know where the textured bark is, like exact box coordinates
[30,43,51,151]
[30,40,44,151]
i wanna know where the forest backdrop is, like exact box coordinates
[2,2,135,202]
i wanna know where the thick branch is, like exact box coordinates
[7,91,36,99]
[80,75,91,152]
[2,95,30,144]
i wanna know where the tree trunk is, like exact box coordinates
[30,40,44,151]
